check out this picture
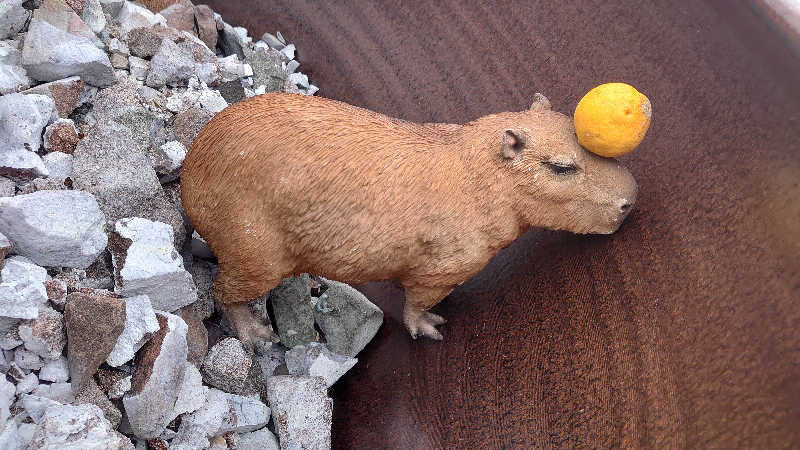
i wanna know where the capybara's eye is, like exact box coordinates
[544,162,578,176]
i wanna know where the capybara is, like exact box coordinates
[180,93,638,345]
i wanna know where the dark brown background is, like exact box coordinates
[202,1,800,448]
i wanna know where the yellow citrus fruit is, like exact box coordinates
[573,82,651,157]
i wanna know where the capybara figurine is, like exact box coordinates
[181,93,637,346]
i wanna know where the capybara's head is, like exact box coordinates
[481,94,638,234]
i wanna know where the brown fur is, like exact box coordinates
[181,93,637,339]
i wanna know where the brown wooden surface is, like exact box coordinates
[202,1,800,448]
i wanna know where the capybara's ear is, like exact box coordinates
[501,129,527,159]
[530,93,551,111]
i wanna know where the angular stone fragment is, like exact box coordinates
[74,377,121,429]
[0,0,30,40]
[238,427,280,450]
[0,93,57,179]
[41,151,73,180]
[106,295,160,367]
[245,46,287,93]
[72,122,185,246]
[22,76,87,118]
[18,306,65,360]
[270,275,317,348]
[176,306,208,368]
[21,394,60,423]
[201,337,251,394]
[109,218,197,312]
[255,343,287,380]
[0,256,48,334]
[0,54,31,95]
[31,382,74,403]
[0,178,14,198]
[154,140,186,183]
[15,372,38,395]
[172,106,212,149]
[285,342,358,388]
[146,38,195,88]
[116,1,166,36]
[128,56,149,81]
[64,290,126,393]
[267,376,332,449]
[0,231,11,259]
[39,355,69,382]
[314,279,384,357]
[0,190,107,269]
[159,0,194,35]
[28,404,134,449]
[169,362,206,422]
[21,0,114,87]
[194,5,217,50]
[187,259,216,320]
[15,347,43,370]
[43,119,79,154]
[81,0,105,34]
[123,311,188,439]
[99,0,123,16]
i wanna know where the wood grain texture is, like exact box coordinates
[203,0,800,448]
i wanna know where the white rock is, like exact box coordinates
[116,1,166,36]
[171,388,270,448]
[280,43,296,60]
[0,0,29,40]
[21,2,114,87]
[307,84,319,96]
[39,356,69,382]
[0,419,36,450]
[108,375,131,399]
[0,190,108,269]
[154,140,186,183]
[128,56,149,81]
[31,382,74,404]
[15,372,38,395]
[288,71,309,89]
[0,93,57,178]
[217,55,249,82]
[238,427,280,450]
[81,0,107,34]
[111,218,197,312]
[122,311,188,439]
[0,256,48,334]
[286,59,300,74]
[195,62,219,85]
[255,343,286,380]
[169,363,206,422]
[15,348,43,370]
[42,151,73,180]
[100,0,124,17]
[28,404,134,449]
[197,88,228,114]
[21,394,61,423]
[285,342,358,388]
[106,295,160,367]
[0,376,15,424]
[267,376,332,449]
[18,306,65,360]
[109,38,129,57]
[0,42,30,94]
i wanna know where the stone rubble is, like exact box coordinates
[314,278,385,357]
[0,1,375,447]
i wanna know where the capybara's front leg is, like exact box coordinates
[402,285,453,340]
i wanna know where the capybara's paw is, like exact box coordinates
[404,310,447,341]
[223,302,277,353]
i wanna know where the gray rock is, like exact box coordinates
[314,279,383,357]
[39,355,69,382]
[197,87,228,114]
[216,55,250,82]
[169,362,206,422]
[286,59,300,74]
[280,43,296,60]
[201,337,251,394]
[106,295,160,367]
[80,0,105,34]
[21,76,87,118]
[193,4,217,50]
[64,290,126,393]
[0,0,30,40]
[99,0,123,17]
[245,46,287,93]
[28,404,134,449]
[110,53,128,70]
[188,258,216,320]
[0,230,11,258]
[74,377,121,429]
[238,427,280,450]
[43,119,79,154]
[260,32,285,50]
[127,56,149,81]
[0,376,14,423]
[0,256,48,334]
[18,306,65,360]
[21,0,114,87]
[267,375,332,450]
[217,80,246,104]
[0,190,108,269]
[107,375,130,399]
[171,388,270,448]
[255,343,287,380]
[41,152,73,180]
[116,1,165,36]
[15,372,38,395]
[31,381,74,403]
[71,122,186,247]
[288,71,309,89]
[176,306,208,368]
[0,93,57,179]
[0,60,30,95]
[285,342,358,388]
[109,218,197,312]
[270,275,317,348]
[15,347,43,370]
[123,311,188,439]
[172,106,213,150]
[216,17,250,59]
[21,394,60,423]
[146,38,195,88]
[154,140,186,183]
[1,325,22,350]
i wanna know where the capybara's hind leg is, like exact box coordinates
[214,269,282,352]
[402,284,453,340]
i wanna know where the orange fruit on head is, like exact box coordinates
[574,83,651,158]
